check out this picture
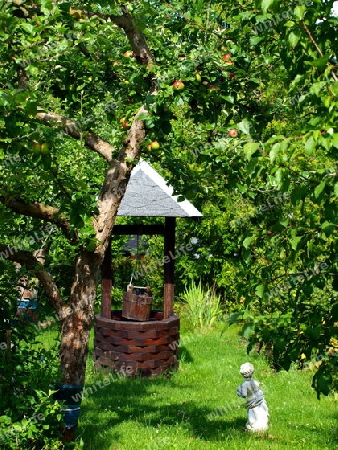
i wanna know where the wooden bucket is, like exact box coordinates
[122,286,152,321]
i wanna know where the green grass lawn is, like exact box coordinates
[65,321,337,450]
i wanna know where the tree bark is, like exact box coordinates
[59,251,99,385]
[0,194,71,238]
[56,3,154,383]
[36,111,115,163]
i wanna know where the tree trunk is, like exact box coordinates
[55,252,102,441]
[59,251,100,386]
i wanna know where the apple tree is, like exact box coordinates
[0,4,336,445]
[0,0,279,392]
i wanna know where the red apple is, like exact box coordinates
[228,129,238,137]
[172,80,185,90]
[222,53,234,65]
[229,72,235,79]
[209,84,219,90]
[120,118,128,128]
[150,141,160,150]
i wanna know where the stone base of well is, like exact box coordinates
[94,311,180,376]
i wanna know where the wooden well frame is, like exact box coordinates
[94,160,201,376]
[94,218,180,376]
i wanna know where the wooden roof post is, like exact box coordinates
[164,217,175,319]
[101,239,112,319]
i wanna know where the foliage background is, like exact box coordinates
[0,0,337,446]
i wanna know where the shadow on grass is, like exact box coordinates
[177,345,194,363]
[73,374,259,449]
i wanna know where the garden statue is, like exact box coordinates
[236,362,269,432]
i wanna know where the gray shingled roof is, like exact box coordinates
[117,160,202,217]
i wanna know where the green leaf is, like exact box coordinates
[310,55,330,68]
[236,183,248,193]
[288,31,299,48]
[222,95,235,104]
[243,143,260,160]
[321,221,335,237]
[306,240,313,257]
[305,136,315,154]
[331,82,338,96]
[243,235,255,248]
[291,236,302,250]
[332,134,338,149]
[262,0,277,13]
[274,167,290,190]
[250,36,264,46]
[255,284,265,298]
[310,81,329,96]
[70,209,85,229]
[291,186,308,204]
[314,181,326,199]
[229,311,244,325]
[279,218,289,227]
[137,112,153,121]
[269,142,280,162]
[319,135,331,151]
[0,415,12,424]
[294,6,306,20]
[21,23,34,34]
[41,0,53,15]
[26,64,39,76]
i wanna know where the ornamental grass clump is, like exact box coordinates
[182,280,222,329]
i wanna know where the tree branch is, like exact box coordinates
[69,6,153,67]
[0,245,64,315]
[0,194,72,239]
[67,6,154,257]
[113,6,154,66]
[12,3,153,67]
[35,110,114,163]
[93,105,147,257]
[301,20,338,82]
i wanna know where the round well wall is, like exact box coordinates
[94,311,180,376]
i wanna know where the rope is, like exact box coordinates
[129,234,150,287]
